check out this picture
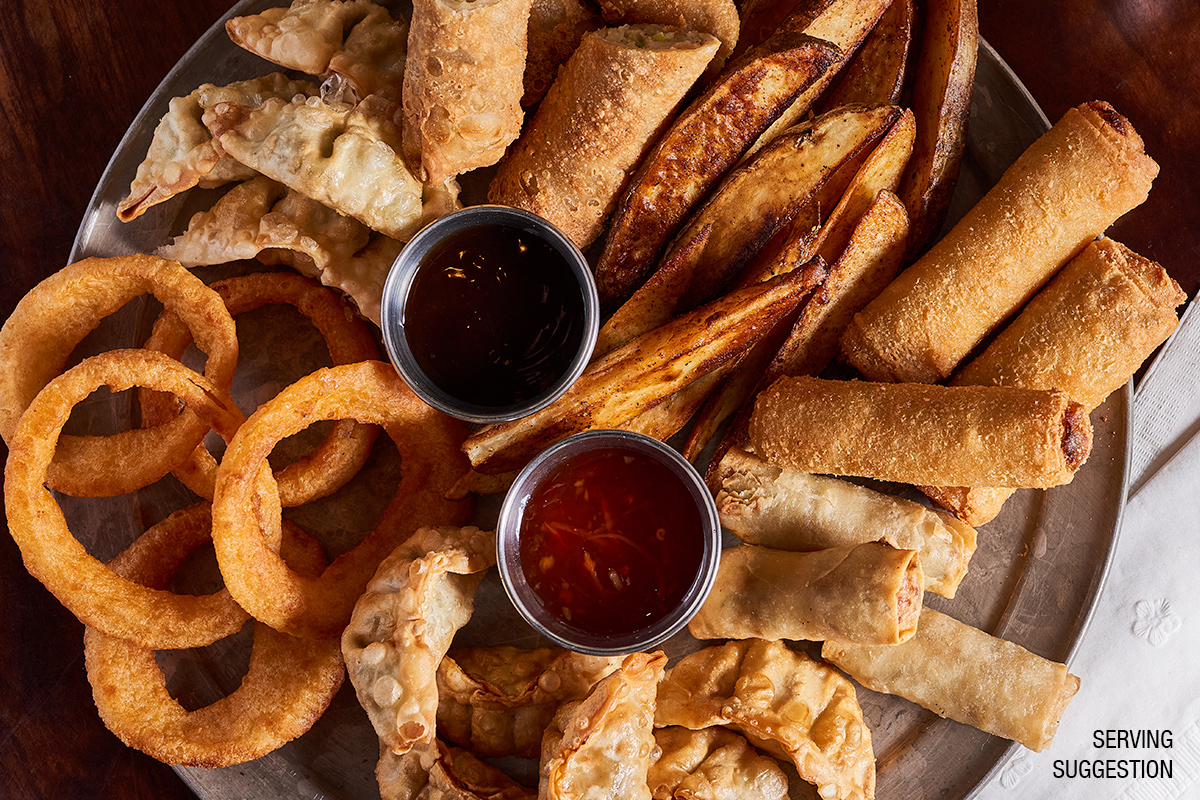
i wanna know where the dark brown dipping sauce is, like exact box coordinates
[403,223,585,408]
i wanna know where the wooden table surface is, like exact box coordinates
[1,1,1197,797]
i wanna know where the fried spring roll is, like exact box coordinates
[715,448,975,598]
[822,607,1080,752]
[747,376,1092,488]
[489,24,719,248]
[403,0,532,185]
[690,541,922,645]
[840,101,1159,383]
[921,236,1186,524]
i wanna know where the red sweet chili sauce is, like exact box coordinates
[519,446,705,637]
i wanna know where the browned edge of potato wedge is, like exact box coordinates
[898,0,979,258]
[594,32,841,308]
[821,0,915,109]
[461,266,823,474]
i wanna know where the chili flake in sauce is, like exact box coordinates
[519,446,705,637]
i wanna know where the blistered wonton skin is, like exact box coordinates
[655,640,875,800]
[117,73,316,222]
[155,174,402,324]
[376,738,536,800]
[342,526,496,755]
[539,651,667,800]
[403,0,533,186]
[207,93,442,241]
[437,646,624,759]
[650,726,789,800]
[523,0,601,106]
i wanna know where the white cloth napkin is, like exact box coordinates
[975,301,1200,799]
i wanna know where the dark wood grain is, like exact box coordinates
[1,1,1196,798]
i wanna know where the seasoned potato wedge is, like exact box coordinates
[594,32,840,307]
[899,0,979,256]
[461,266,822,474]
[658,103,905,309]
[822,0,915,109]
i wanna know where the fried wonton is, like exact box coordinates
[376,738,535,800]
[540,651,666,800]
[655,640,875,800]
[206,93,450,241]
[227,0,408,101]
[118,73,316,221]
[342,526,496,755]
[156,175,401,324]
[650,727,789,800]
[523,0,602,106]
[436,646,624,759]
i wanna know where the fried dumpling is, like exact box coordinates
[655,639,875,800]
[206,94,441,241]
[342,526,496,755]
[118,73,316,221]
[227,0,403,89]
[376,738,535,800]
[649,727,789,800]
[539,651,666,800]
[436,646,623,759]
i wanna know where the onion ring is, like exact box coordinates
[84,515,344,767]
[0,254,238,497]
[141,270,381,505]
[212,360,472,639]
[2,349,259,648]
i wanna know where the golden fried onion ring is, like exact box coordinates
[0,254,238,497]
[3,349,255,649]
[212,360,472,639]
[84,513,344,768]
[141,270,381,505]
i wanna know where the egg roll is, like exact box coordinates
[921,237,1186,524]
[489,24,719,248]
[690,541,922,645]
[840,100,1159,384]
[402,0,532,185]
[747,375,1092,488]
[714,448,975,598]
[822,607,1080,752]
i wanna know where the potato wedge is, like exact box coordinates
[898,0,979,257]
[593,32,839,307]
[822,0,915,109]
[658,103,904,309]
[740,0,895,161]
[689,190,911,476]
[461,266,821,474]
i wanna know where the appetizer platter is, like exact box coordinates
[2,0,1175,797]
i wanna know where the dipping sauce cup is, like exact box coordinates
[381,205,599,423]
[496,430,721,655]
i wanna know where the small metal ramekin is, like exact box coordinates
[495,429,721,655]
[379,205,599,424]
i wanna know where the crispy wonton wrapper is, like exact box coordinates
[342,526,496,755]
[437,646,623,759]
[650,726,789,800]
[540,651,666,800]
[822,607,1081,752]
[156,175,407,324]
[118,73,316,221]
[656,639,875,800]
[403,0,533,185]
[207,94,455,241]
[376,738,535,800]
[226,0,409,101]
[714,448,975,598]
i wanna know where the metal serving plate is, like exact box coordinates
[69,3,1128,797]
